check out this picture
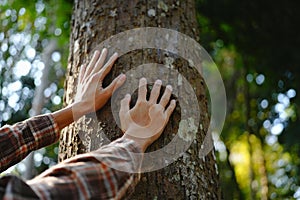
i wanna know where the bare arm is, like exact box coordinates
[0,48,125,171]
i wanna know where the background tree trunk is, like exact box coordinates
[23,40,57,180]
[59,0,222,199]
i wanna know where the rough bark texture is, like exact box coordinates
[59,0,222,199]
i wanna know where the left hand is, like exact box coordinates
[119,78,176,152]
[73,48,126,118]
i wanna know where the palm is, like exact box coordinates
[130,102,151,126]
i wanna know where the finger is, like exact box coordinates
[78,64,87,83]
[148,105,165,136]
[91,48,108,75]
[159,85,173,107]
[98,52,118,80]
[137,77,147,102]
[149,79,162,104]
[85,50,101,77]
[119,94,131,116]
[164,99,176,119]
[103,74,126,96]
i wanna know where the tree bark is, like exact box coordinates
[59,0,222,199]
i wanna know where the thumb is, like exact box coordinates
[119,94,131,117]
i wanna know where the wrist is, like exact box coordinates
[52,105,74,131]
[122,133,150,152]
[71,102,90,119]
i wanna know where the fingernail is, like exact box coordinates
[156,79,162,85]
[125,93,131,98]
[119,73,126,80]
[102,48,107,53]
[113,52,118,57]
[167,85,173,91]
[94,50,100,55]
[141,77,146,81]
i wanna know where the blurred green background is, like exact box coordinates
[0,0,299,199]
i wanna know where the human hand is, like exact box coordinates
[119,78,176,152]
[73,48,126,119]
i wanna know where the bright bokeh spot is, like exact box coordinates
[256,74,265,85]
[51,51,61,62]
[51,95,61,105]
[261,99,268,109]
[7,81,22,92]
[14,60,31,77]
[271,123,284,135]
[287,89,296,98]
[25,46,36,60]
[8,93,20,108]
[246,74,253,82]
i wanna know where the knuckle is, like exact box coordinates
[121,99,126,104]
[136,101,144,107]
[91,73,100,81]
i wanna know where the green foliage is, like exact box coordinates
[0,0,71,176]
[197,0,300,199]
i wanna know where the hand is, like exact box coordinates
[73,48,126,118]
[119,78,176,152]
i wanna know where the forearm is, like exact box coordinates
[26,137,142,200]
[52,102,87,131]
[52,105,74,131]
[0,114,59,172]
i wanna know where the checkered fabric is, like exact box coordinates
[0,114,141,200]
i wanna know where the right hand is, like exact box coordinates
[119,78,176,152]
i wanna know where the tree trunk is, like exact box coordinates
[59,0,222,199]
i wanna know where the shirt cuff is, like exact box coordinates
[90,137,143,174]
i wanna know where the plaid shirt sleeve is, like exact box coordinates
[0,114,60,172]
[0,137,142,200]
